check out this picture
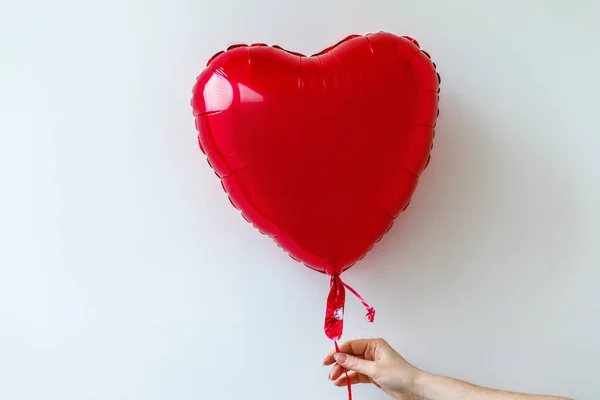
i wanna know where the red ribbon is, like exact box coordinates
[335,340,352,400]
[340,279,376,323]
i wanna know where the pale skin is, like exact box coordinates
[323,338,571,400]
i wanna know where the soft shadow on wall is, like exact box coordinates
[342,91,585,394]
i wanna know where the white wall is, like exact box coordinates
[1,1,598,399]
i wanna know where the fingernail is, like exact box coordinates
[334,353,347,364]
[328,371,332,380]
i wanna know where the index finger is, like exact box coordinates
[323,339,372,365]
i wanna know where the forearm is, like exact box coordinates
[408,372,570,400]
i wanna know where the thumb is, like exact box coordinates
[334,353,376,377]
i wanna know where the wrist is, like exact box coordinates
[391,369,432,400]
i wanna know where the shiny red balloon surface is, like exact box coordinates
[192,32,439,276]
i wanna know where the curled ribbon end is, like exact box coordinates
[366,307,376,323]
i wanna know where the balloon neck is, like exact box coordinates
[323,275,375,341]
[325,262,342,276]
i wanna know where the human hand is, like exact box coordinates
[323,338,424,400]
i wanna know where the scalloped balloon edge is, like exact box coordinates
[192,32,441,275]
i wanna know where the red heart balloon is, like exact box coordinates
[192,32,439,276]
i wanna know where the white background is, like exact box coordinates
[1,1,599,399]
